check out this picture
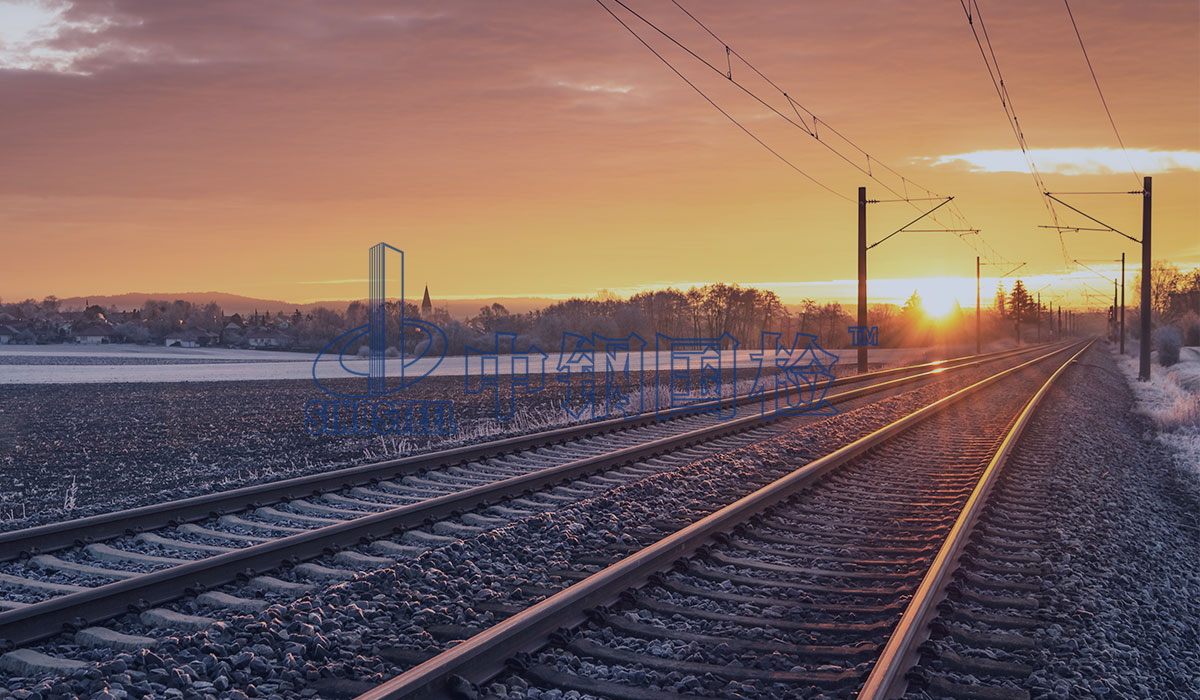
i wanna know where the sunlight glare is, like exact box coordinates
[912,279,965,320]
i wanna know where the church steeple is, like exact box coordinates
[421,284,432,315]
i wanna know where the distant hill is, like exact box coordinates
[56,292,562,320]
[58,292,298,316]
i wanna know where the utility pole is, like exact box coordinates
[976,256,981,354]
[1120,252,1125,354]
[1037,292,1042,343]
[1113,278,1118,343]
[1058,306,1062,337]
[1140,176,1152,381]
[858,186,867,374]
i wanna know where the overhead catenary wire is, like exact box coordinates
[605,0,888,194]
[1072,259,1119,285]
[660,0,963,208]
[958,0,1085,306]
[960,0,1147,310]
[1062,0,1141,187]
[591,0,853,202]
[597,0,1017,267]
[959,0,1064,235]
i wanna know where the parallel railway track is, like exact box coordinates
[350,341,1090,700]
[0,343,1059,670]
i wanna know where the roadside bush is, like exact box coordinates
[1154,325,1182,366]
[1180,312,1200,346]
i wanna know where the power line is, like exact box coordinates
[958,0,1081,276]
[1062,0,1141,186]
[656,0,959,209]
[959,1,1063,230]
[604,0,877,198]
[598,0,1017,266]
[591,0,853,202]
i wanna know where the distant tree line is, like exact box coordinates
[11,275,1140,354]
[1129,262,1200,365]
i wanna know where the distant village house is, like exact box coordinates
[164,329,218,348]
[247,327,292,349]
[74,324,113,344]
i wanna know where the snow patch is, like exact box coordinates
[1116,348,1200,477]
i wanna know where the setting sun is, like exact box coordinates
[900,277,974,319]
[922,291,963,319]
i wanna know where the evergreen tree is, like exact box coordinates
[1009,280,1033,323]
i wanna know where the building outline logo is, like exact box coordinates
[305,243,455,435]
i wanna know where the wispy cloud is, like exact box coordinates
[553,80,633,94]
[0,0,116,74]
[923,148,1200,175]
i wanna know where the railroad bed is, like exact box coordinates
[351,341,1091,700]
[0,343,1074,696]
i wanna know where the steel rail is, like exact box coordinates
[0,343,1063,649]
[350,341,1085,700]
[856,339,1095,700]
[0,343,1050,561]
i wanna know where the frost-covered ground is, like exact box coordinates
[1116,344,1200,479]
[0,344,315,361]
[0,339,1016,529]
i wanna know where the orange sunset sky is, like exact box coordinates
[1,0,1197,310]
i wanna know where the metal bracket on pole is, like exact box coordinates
[866,197,953,251]
[1044,193,1141,244]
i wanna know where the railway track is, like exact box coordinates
[0,344,1053,662]
[350,340,1091,700]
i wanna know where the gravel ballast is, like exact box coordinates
[0,359,1044,699]
[902,343,1200,700]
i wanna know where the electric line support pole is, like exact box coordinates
[1113,279,1118,343]
[1037,292,1042,343]
[858,186,867,374]
[1058,306,1062,338]
[1120,252,1125,354]
[1139,176,1151,381]
[976,256,981,354]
